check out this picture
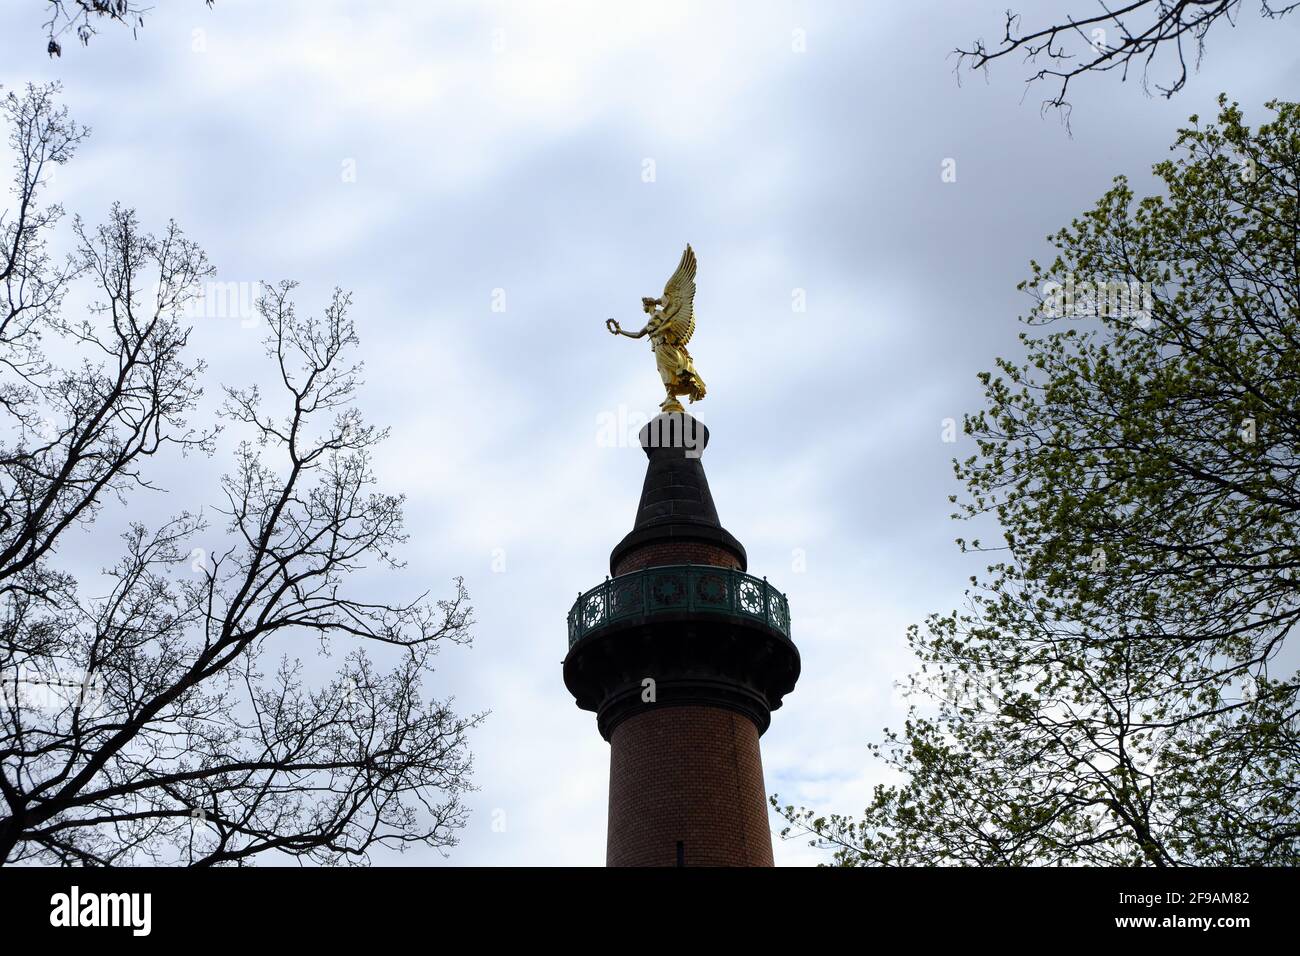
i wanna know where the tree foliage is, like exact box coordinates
[777,96,1300,866]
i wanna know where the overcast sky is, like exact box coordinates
[2,0,1297,866]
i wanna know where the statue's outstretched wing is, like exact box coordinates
[660,244,697,345]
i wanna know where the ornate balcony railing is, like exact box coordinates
[567,565,792,648]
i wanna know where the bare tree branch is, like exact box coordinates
[39,1,216,57]
[0,85,481,867]
[955,1,1299,123]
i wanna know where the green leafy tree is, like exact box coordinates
[776,96,1300,866]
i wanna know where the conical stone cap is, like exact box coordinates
[608,412,747,575]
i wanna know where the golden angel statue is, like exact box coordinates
[605,244,707,414]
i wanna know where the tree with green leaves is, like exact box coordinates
[776,96,1300,866]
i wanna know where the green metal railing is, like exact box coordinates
[567,565,792,648]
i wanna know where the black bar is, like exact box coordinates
[0,866,1285,942]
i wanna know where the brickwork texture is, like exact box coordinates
[606,704,774,867]
[612,540,742,575]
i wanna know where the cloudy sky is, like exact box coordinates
[2,1,1297,866]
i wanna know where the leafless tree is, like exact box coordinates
[40,1,215,57]
[0,84,481,866]
[957,1,1299,121]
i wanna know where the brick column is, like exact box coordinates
[607,705,773,867]
[563,411,799,867]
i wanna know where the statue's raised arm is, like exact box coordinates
[605,244,707,414]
